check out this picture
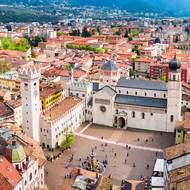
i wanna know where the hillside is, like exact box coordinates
[0,0,190,15]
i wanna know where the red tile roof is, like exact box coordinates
[73,70,86,78]
[43,67,70,78]
[0,50,25,58]
[0,156,22,190]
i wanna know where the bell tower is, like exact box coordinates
[167,55,182,132]
[18,66,41,143]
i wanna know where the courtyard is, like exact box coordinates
[45,123,174,190]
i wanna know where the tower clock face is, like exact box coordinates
[100,105,106,112]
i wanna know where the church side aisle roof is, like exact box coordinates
[116,79,167,91]
[115,94,167,108]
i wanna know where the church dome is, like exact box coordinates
[169,55,181,70]
[101,60,118,71]
[5,139,26,163]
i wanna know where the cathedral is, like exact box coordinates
[92,56,182,132]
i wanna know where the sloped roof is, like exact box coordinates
[0,156,22,190]
[5,144,26,163]
[98,86,116,97]
[101,60,118,71]
[115,94,167,108]
[117,79,167,91]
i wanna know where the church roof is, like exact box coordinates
[5,144,26,163]
[115,94,167,109]
[98,86,116,97]
[101,60,118,71]
[117,79,167,91]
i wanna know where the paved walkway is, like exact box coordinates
[78,122,92,134]
[74,132,163,153]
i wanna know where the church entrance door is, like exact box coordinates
[118,117,126,128]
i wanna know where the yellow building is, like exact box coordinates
[40,83,63,111]
[0,78,20,91]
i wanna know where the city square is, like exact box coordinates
[45,123,174,190]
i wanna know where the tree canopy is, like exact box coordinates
[0,37,30,52]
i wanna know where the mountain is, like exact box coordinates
[0,0,190,16]
[70,0,190,14]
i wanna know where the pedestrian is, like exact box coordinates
[137,138,140,142]
[146,164,149,169]
[133,162,136,168]
[114,153,117,157]
[155,151,158,156]
[127,153,129,157]
[126,144,128,149]
[101,136,103,139]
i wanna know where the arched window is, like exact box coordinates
[170,115,174,122]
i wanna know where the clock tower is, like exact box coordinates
[19,65,41,143]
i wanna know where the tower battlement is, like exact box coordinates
[18,65,41,80]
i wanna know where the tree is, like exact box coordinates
[115,30,121,36]
[61,133,75,149]
[132,45,141,56]
[57,31,65,36]
[0,37,30,52]
[81,27,92,38]
[70,29,80,36]
[128,36,133,41]
[95,47,106,53]
[64,64,72,71]
[131,28,140,37]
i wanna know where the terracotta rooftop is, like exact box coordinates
[43,96,82,121]
[6,99,22,109]
[40,83,62,98]
[43,67,70,78]
[0,102,13,118]
[0,50,25,58]
[165,142,190,161]
[176,112,190,130]
[0,156,22,190]
[15,133,46,166]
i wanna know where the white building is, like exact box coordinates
[151,159,164,190]
[0,130,46,190]
[18,66,41,143]
[66,81,93,121]
[92,56,182,132]
[40,96,85,148]
[6,100,22,126]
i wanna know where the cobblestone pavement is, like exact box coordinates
[45,124,174,190]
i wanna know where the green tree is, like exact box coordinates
[57,31,65,36]
[61,129,75,150]
[115,30,121,36]
[70,29,80,36]
[81,27,92,37]
[64,64,72,71]
[128,36,133,41]
[131,28,140,37]
[132,45,141,56]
